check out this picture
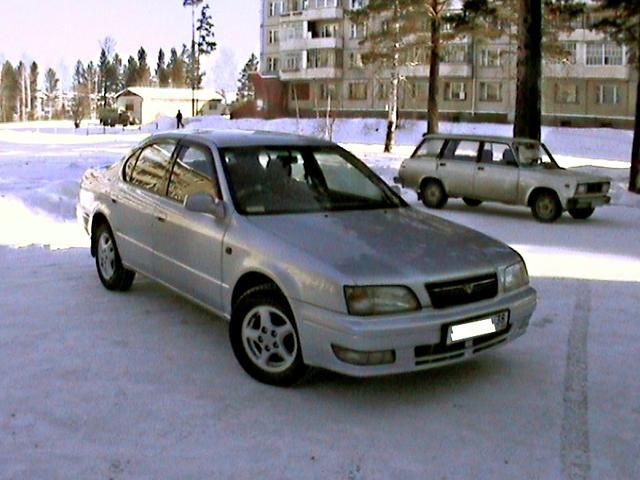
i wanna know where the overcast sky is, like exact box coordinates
[0,0,260,90]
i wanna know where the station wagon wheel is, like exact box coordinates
[462,197,482,207]
[230,286,308,386]
[95,223,135,291]
[420,180,448,209]
[531,191,561,223]
[568,207,595,220]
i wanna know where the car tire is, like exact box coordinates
[531,191,562,223]
[230,285,308,386]
[420,180,448,209]
[462,197,482,207]
[568,207,595,220]
[95,223,135,291]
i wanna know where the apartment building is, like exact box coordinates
[258,0,637,127]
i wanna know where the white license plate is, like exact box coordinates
[447,314,507,344]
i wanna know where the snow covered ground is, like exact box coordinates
[0,117,639,479]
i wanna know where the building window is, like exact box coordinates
[268,1,281,16]
[350,22,367,39]
[442,44,468,64]
[479,82,502,102]
[444,81,466,101]
[348,82,368,100]
[596,84,620,104]
[318,82,336,100]
[282,22,305,41]
[586,43,623,65]
[284,53,301,71]
[555,83,578,104]
[308,49,332,68]
[267,29,279,45]
[350,0,367,10]
[348,51,364,68]
[479,48,502,67]
[376,80,390,101]
[266,56,280,72]
[405,80,426,100]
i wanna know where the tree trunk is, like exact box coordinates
[427,13,441,135]
[513,0,542,140]
[630,70,640,193]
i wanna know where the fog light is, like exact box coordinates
[332,345,395,366]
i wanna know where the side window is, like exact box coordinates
[123,149,141,181]
[168,144,219,203]
[442,140,481,161]
[128,141,177,194]
[413,138,444,158]
[483,142,517,166]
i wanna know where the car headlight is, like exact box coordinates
[601,182,610,193]
[503,261,529,293]
[344,286,420,316]
[575,183,588,195]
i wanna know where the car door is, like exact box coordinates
[152,140,228,312]
[472,142,520,204]
[437,139,480,197]
[110,139,177,275]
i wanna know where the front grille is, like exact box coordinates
[425,273,498,309]
[586,183,604,194]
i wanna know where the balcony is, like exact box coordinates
[301,7,343,21]
[280,66,343,81]
[280,36,343,52]
[544,63,631,80]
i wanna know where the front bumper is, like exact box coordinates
[566,195,610,210]
[293,286,536,377]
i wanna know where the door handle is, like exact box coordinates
[477,166,485,171]
[156,215,167,223]
[439,162,446,167]
[110,197,117,204]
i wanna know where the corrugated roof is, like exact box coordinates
[116,87,222,101]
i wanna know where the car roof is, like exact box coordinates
[422,133,541,144]
[146,129,336,149]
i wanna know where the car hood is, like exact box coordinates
[246,207,518,284]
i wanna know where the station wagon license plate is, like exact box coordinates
[447,312,509,344]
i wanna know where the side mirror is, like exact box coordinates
[184,192,226,220]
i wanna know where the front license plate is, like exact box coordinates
[447,312,509,344]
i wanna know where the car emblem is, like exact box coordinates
[463,283,475,294]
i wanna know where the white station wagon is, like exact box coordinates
[396,133,611,222]
[77,130,536,385]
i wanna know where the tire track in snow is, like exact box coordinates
[561,280,591,479]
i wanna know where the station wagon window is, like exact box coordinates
[413,138,444,158]
[168,144,219,204]
[480,142,518,166]
[127,140,177,194]
[442,140,481,161]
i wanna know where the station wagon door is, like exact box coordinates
[472,142,519,204]
[437,139,480,197]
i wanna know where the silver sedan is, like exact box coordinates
[77,130,536,386]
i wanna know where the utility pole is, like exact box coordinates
[183,0,203,117]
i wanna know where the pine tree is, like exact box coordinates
[168,47,187,87]
[85,61,98,118]
[124,56,139,87]
[29,61,38,120]
[236,53,259,102]
[44,67,60,120]
[156,49,170,87]
[136,47,152,86]
[71,60,90,125]
[112,53,124,92]
[1,61,18,122]
[592,0,640,193]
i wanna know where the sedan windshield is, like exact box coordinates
[221,146,405,215]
